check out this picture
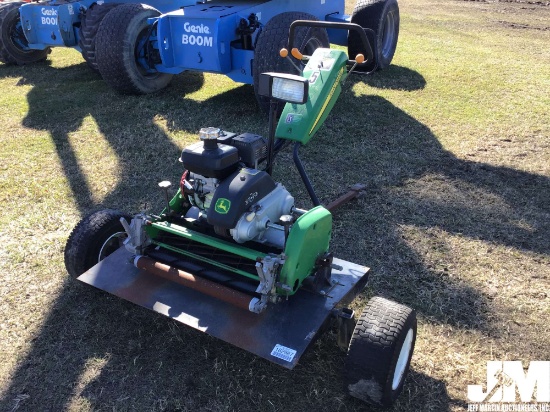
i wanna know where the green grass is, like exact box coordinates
[0,0,549,410]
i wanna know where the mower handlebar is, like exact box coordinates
[286,20,374,65]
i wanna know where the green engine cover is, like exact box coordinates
[278,206,332,295]
[275,48,349,145]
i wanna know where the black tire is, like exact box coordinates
[0,2,50,65]
[348,0,399,72]
[253,12,329,114]
[95,3,172,94]
[64,209,130,278]
[345,296,416,407]
[79,2,120,73]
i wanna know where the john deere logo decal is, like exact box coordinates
[215,198,231,214]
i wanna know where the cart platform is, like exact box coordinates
[78,247,369,369]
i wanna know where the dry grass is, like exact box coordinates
[0,0,549,410]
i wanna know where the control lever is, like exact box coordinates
[342,54,365,85]
[279,48,301,72]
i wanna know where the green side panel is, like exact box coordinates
[279,206,332,295]
[275,49,349,145]
[146,221,266,262]
[160,188,186,215]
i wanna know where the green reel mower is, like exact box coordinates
[65,21,417,407]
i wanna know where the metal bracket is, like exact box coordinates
[313,252,333,291]
[120,214,151,255]
[334,307,356,351]
[251,254,284,313]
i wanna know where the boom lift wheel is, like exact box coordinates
[253,11,329,114]
[0,2,50,65]
[345,296,416,406]
[79,2,120,73]
[348,0,399,72]
[95,3,173,94]
[65,209,130,278]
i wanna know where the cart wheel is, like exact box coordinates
[64,209,130,278]
[79,2,120,73]
[0,2,51,65]
[345,296,416,406]
[253,11,329,114]
[348,0,399,72]
[95,3,173,94]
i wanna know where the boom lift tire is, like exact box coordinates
[348,0,399,72]
[79,2,120,73]
[65,209,130,278]
[253,11,329,114]
[0,2,50,65]
[95,3,173,94]
[345,296,416,407]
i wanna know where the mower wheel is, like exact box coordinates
[345,296,416,407]
[253,11,329,114]
[95,3,173,94]
[348,0,399,72]
[64,209,130,278]
[79,2,120,73]
[0,1,50,65]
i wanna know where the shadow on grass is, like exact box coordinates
[1,61,548,411]
[350,64,427,91]
[315,92,549,330]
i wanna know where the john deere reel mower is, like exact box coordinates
[64,21,416,407]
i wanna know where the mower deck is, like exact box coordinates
[78,247,369,369]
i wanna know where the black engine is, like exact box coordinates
[178,128,294,248]
[180,129,268,179]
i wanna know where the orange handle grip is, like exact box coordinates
[280,48,288,58]
[291,48,303,60]
[355,54,365,64]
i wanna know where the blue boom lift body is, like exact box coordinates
[153,0,347,83]
[17,0,192,50]
[0,0,400,104]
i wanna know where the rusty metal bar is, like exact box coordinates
[134,255,255,312]
[325,183,366,212]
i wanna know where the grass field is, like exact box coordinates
[0,0,549,410]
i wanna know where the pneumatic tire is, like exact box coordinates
[95,3,172,94]
[253,12,329,114]
[0,2,50,65]
[79,2,120,73]
[64,209,130,278]
[348,0,399,72]
[345,296,416,407]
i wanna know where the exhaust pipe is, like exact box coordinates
[134,255,257,313]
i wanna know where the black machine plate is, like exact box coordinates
[78,248,369,369]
